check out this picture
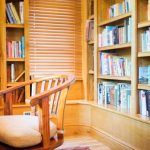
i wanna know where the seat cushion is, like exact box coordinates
[0,115,57,148]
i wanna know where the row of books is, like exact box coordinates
[98,82,131,111]
[7,36,25,58]
[108,0,131,18]
[100,53,131,77]
[6,2,24,24]
[139,66,150,84]
[85,20,94,42]
[139,90,150,116]
[141,28,150,52]
[99,18,132,47]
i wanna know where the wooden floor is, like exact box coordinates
[56,135,111,150]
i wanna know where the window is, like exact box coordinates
[29,0,82,79]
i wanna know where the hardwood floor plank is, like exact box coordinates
[56,135,111,150]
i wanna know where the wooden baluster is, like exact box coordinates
[50,79,58,114]
[40,80,46,93]
[4,92,13,115]
[39,97,50,148]
[52,78,64,114]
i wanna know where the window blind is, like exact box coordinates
[29,0,82,79]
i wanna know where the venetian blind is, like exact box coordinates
[29,0,82,79]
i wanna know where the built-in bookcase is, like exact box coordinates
[85,0,150,119]
[137,0,150,117]
[86,0,95,100]
[97,0,134,114]
[0,0,29,105]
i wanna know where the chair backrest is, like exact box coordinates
[28,74,75,130]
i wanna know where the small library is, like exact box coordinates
[0,0,150,150]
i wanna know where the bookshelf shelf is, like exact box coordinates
[6,24,24,28]
[138,84,150,90]
[138,52,150,57]
[88,41,94,45]
[138,21,150,29]
[99,43,131,51]
[98,12,131,27]
[88,69,94,75]
[98,75,131,81]
[7,82,24,87]
[7,58,25,62]
[88,15,94,20]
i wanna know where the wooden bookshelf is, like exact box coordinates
[137,0,150,118]
[95,0,137,115]
[85,0,95,101]
[0,0,30,105]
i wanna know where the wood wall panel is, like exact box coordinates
[66,81,84,100]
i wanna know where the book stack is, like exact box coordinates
[99,17,132,47]
[108,0,131,18]
[6,2,24,24]
[85,20,94,42]
[139,66,150,84]
[139,90,150,116]
[141,28,150,52]
[7,36,25,58]
[98,81,131,111]
[100,52,131,77]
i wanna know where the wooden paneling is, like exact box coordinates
[66,81,84,100]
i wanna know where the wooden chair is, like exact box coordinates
[0,74,75,150]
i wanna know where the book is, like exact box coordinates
[19,1,24,24]
[11,63,15,82]
[139,66,148,84]
[145,91,150,116]
[139,90,147,116]
[9,2,21,24]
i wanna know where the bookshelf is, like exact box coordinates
[0,0,29,105]
[137,0,150,117]
[92,0,138,115]
[85,0,95,100]
[85,0,150,119]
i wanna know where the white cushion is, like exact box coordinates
[0,115,57,148]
